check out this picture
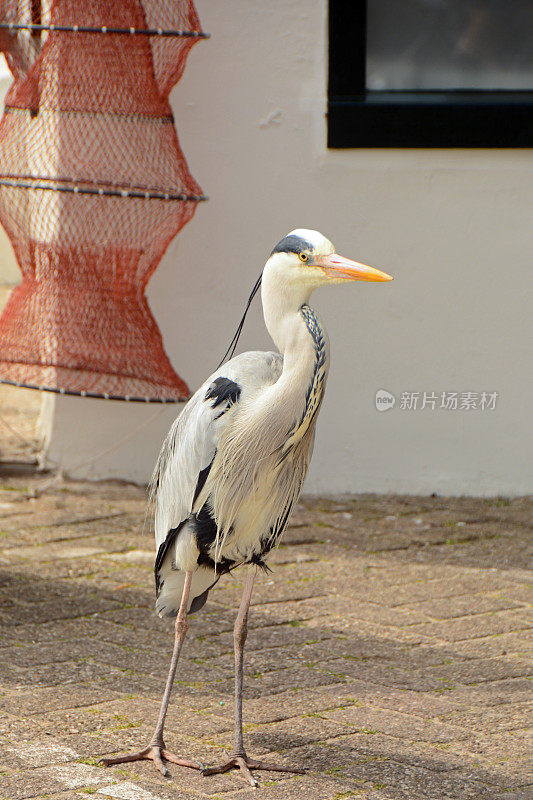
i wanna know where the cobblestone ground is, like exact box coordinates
[0,475,531,800]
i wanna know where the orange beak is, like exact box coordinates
[319,252,393,282]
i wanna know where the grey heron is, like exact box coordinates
[101,229,392,786]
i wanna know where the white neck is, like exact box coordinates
[261,255,315,368]
[260,254,330,434]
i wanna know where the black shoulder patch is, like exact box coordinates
[271,234,311,256]
[205,377,241,410]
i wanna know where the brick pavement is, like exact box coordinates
[0,476,531,800]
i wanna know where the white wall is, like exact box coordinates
[43,0,532,495]
[0,60,20,285]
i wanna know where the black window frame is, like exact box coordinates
[328,0,533,148]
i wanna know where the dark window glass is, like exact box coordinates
[367,0,533,91]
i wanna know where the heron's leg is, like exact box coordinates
[101,571,202,777]
[202,569,305,788]
[233,568,255,755]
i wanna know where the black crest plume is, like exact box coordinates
[216,273,263,369]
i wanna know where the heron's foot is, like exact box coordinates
[202,751,305,788]
[100,744,203,777]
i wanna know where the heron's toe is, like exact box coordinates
[100,744,202,777]
[202,753,304,787]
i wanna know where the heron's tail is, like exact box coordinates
[155,566,219,617]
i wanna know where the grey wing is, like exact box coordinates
[151,350,282,551]
[151,350,282,615]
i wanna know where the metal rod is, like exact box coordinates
[0,378,187,403]
[0,22,209,38]
[5,107,174,122]
[0,177,207,203]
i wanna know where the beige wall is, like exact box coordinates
[0,68,20,285]
[38,1,533,493]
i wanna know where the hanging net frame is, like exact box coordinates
[0,0,207,402]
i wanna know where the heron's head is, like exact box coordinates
[267,228,392,290]
[217,229,392,366]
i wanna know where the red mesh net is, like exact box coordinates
[0,0,206,401]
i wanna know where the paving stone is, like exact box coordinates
[4,740,79,769]
[407,611,533,643]
[440,677,532,709]
[229,775,372,800]
[411,594,524,620]
[489,582,533,605]
[255,594,432,628]
[315,678,462,719]
[0,770,67,799]
[445,630,533,659]
[320,705,469,743]
[423,655,531,686]
[303,613,439,649]
[1,684,122,716]
[435,700,530,733]
[96,782,162,800]
[357,579,508,608]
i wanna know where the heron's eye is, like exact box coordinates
[299,252,309,263]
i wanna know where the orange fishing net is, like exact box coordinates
[0,0,206,401]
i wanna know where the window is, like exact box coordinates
[328,1,533,147]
